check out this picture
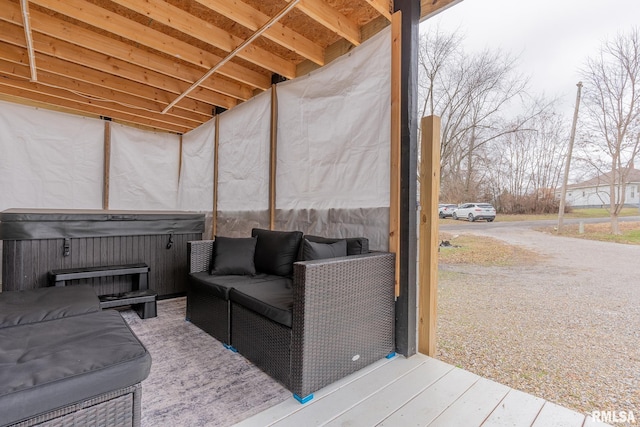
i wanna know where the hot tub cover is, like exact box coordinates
[0,208,204,240]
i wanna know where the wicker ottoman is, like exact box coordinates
[0,310,151,427]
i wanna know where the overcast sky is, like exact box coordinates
[422,0,640,115]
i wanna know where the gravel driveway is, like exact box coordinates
[436,222,639,424]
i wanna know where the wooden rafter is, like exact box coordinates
[286,0,361,46]
[110,0,296,79]
[162,0,302,114]
[27,0,272,90]
[0,6,253,102]
[0,40,215,122]
[191,0,325,66]
[0,0,457,133]
[365,0,393,21]
[19,0,37,81]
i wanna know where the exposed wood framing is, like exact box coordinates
[178,133,183,183]
[102,119,111,210]
[389,11,402,297]
[365,0,393,21]
[191,0,325,66]
[212,114,220,239]
[0,0,456,133]
[286,0,361,46]
[418,115,441,357]
[420,0,463,20]
[20,0,37,81]
[269,85,278,230]
[162,0,301,114]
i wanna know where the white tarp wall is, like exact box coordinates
[109,123,180,210]
[177,118,215,236]
[0,100,104,211]
[0,25,392,251]
[215,89,272,236]
[275,28,391,249]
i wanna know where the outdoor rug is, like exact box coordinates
[121,297,290,426]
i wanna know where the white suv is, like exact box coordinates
[452,203,496,222]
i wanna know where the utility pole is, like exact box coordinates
[557,82,583,233]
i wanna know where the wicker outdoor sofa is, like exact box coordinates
[186,229,396,402]
[0,285,151,427]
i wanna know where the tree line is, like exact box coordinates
[418,26,640,233]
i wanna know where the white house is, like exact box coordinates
[559,167,640,208]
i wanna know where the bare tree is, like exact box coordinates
[418,27,539,203]
[487,106,568,213]
[580,28,640,234]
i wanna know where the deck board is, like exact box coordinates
[236,353,606,427]
[376,366,479,426]
[326,357,454,426]
[532,401,589,426]
[481,388,546,427]
[427,376,511,427]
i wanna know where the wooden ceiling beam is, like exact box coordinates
[364,0,392,21]
[0,44,207,125]
[0,6,254,102]
[0,20,239,110]
[26,0,271,90]
[111,0,296,79]
[420,0,462,20]
[0,79,196,133]
[285,0,361,46]
[191,0,325,66]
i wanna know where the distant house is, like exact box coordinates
[558,167,640,208]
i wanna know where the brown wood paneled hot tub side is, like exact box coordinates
[0,209,204,298]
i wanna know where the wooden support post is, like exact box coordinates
[418,115,441,357]
[269,84,278,230]
[102,118,111,210]
[178,133,183,182]
[389,10,402,297]
[212,114,220,239]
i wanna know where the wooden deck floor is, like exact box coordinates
[235,353,609,427]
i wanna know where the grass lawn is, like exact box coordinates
[489,207,639,222]
[438,233,545,266]
[538,221,640,244]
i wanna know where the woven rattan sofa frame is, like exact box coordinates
[186,239,396,400]
[186,240,232,344]
[7,384,142,427]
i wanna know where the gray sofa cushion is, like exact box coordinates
[0,310,151,426]
[302,238,347,260]
[229,279,293,328]
[0,285,100,328]
[252,228,303,277]
[304,235,369,255]
[210,236,257,275]
[188,272,283,300]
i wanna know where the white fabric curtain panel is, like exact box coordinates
[217,89,271,212]
[109,123,180,210]
[0,100,104,211]
[178,118,215,211]
[276,28,391,211]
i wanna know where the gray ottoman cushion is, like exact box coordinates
[0,285,100,328]
[0,310,151,426]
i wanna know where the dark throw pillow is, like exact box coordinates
[302,238,348,260]
[251,228,303,277]
[210,236,257,276]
